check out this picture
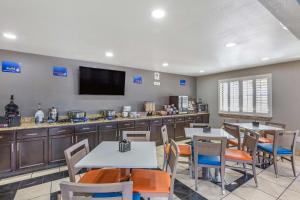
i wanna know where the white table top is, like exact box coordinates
[184,128,234,139]
[229,123,284,131]
[75,141,158,169]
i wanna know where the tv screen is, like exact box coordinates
[79,66,126,95]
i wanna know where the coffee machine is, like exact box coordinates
[5,95,21,127]
[48,107,58,123]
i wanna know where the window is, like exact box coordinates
[218,74,272,117]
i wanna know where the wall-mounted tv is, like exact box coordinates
[79,66,126,95]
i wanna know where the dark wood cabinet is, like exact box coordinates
[16,129,48,169]
[195,114,209,123]
[49,127,74,164]
[162,118,175,141]
[0,131,15,173]
[150,119,163,145]
[99,123,118,142]
[75,125,98,150]
[118,121,135,140]
[0,113,210,178]
[134,120,149,131]
[174,117,186,141]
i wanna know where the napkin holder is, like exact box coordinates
[203,127,211,133]
[252,121,259,127]
[119,140,131,152]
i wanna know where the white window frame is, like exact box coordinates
[218,74,272,117]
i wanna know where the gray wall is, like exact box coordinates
[0,50,196,116]
[197,60,300,130]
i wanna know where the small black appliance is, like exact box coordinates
[5,95,21,127]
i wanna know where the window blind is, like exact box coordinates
[243,80,253,113]
[256,78,269,114]
[230,81,239,112]
[218,74,272,117]
[219,82,229,112]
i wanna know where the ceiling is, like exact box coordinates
[0,0,299,76]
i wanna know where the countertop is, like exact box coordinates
[0,112,209,132]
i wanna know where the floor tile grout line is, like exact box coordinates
[276,172,300,200]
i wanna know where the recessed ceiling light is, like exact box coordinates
[261,57,270,61]
[105,51,114,57]
[199,70,205,73]
[151,9,166,19]
[225,42,236,47]
[162,62,169,67]
[3,32,17,40]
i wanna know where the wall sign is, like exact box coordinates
[154,81,160,86]
[154,72,160,80]
[133,75,142,84]
[1,61,21,73]
[53,66,67,77]
[180,79,186,86]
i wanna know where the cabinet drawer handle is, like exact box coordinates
[124,123,131,126]
[11,143,14,153]
[75,136,78,143]
[26,133,38,136]
[105,125,113,128]
[17,143,19,151]
[0,136,3,139]
[57,130,67,133]
[81,127,90,131]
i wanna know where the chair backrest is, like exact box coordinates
[193,135,227,167]
[166,139,179,197]
[64,139,89,182]
[190,123,209,128]
[60,181,133,200]
[161,125,169,146]
[275,131,298,153]
[223,122,241,149]
[122,131,150,141]
[242,129,259,158]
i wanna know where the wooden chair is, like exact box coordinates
[223,123,242,150]
[258,130,298,177]
[130,139,179,200]
[161,125,192,170]
[225,129,259,187]
[64,139,121,183]
[60,181,137,200]
[190,123,209,128]
[258,122,286,143]
[193,135,227,194]
[122,131,150,141]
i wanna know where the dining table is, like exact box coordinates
[75,141,158,169]
[228,122,284,132]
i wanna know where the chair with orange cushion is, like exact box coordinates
[223,123,242,150]
[258,122,286,143]
[225,129,259,186]
[64,139,121,184]
[131,139,179,200]
[161,125,191,171]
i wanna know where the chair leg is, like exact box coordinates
[291,156,296,177]
[220,166,225,195]
[195,165,198,191]
[252,162,258,187]
[273,155,278,178]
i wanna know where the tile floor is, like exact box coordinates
[0,141,299,200]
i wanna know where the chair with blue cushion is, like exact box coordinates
[60,181,139,200]
[257,130,299,177]
[193,135,227,194]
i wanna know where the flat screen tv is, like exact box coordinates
[79,66,126,95]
